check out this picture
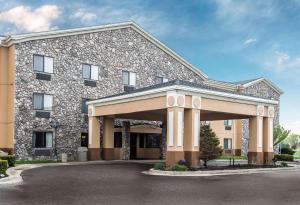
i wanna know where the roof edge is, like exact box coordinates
[0,21,208,80]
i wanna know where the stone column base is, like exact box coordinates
[248,152,264,165]
[102,148,115,160]
[166,151,184,166]
[184,151,199,167]
[264,152,274,165]
[88,148,101,161]
[233,149,241,156]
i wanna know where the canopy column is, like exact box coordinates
[248,115,264,164]
[233,119,243,156]
[263,107,275,164]
[183,108,200,167]
[102,117,115,160]
[166,107,185,166]
[88,116,101,160]
[122,121,130,160]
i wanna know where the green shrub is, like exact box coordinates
[274,154,294,162]
[0,155,16,167]
[153,162,165,170]
[280,161,288,167]
[281,147,296,155]
[0,160,8,175]
[167,164,188,171]
[177,160,188,167]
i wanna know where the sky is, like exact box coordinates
[0,0,299,134]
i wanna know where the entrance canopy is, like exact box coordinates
[87,80,278,120]
[87,80,278,166]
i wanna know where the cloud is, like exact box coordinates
[0,5,60,32]
[285,121,300,135]
[68,5,173,36]
[213,0,278,31]
[243,38,257,46]
[262,46,300,74]
[71,8,96,24]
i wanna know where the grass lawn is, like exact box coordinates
[217,155,247,160]
[16,160,59,164]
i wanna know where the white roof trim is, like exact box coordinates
[0,21,208,80]
[242,77,283,94]
[87,84,279,107]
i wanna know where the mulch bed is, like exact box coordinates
[193,164,288,171]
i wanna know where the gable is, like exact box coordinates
[2,22,207,80]
[242,78,283,96]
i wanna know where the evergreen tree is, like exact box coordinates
[200,124,223,167]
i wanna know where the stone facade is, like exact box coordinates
[241,81,281,155]
[13,27,204,160]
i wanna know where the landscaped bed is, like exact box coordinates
[16,160,58,165]
[153,161,290,172]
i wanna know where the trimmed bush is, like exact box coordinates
[280,161,288,167]
[281,147,296,155]
[274,154,294,162]
[153,162,165,170]
[167,164,188,171]
[0,155,16,167]
[0,160,8,175]
[177,160,188,167]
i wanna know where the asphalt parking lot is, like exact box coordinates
[1,161,300,205]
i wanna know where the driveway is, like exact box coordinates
[0,161,300,205]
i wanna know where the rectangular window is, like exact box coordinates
[224,120,232,126]
[33,55,53,73]
[114,132,122,148]
[122,71,136,86]
[224,138,232,150]
[155,76,168,84]
[82,64,99,80]
[33,93,53,110]
[81,98,90,114]
[139,134,160,148]
[33,132,53,148]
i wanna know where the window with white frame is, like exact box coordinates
[33,54,54,73]
[224,138,232,150]
[32,131,53,148]
[155,76,168,84]
[82,64,99,80]
[224,120,232,127]
[122,71,136,86]
[33,93,53,111]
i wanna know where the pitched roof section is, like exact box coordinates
[203,79,237,92]
[0,21,208,80]
[90,79,278,102]
[233,77,283,94]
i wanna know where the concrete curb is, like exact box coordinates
[143,164,300,177]
[0,164,42,185]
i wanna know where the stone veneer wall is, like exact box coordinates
[241,81,281,155]
[14,27,204,160]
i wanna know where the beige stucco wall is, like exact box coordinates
[0,46,15,151]
[209,120,236,150]
[137,148,160,159]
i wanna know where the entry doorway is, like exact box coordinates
[130,133,137,159]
